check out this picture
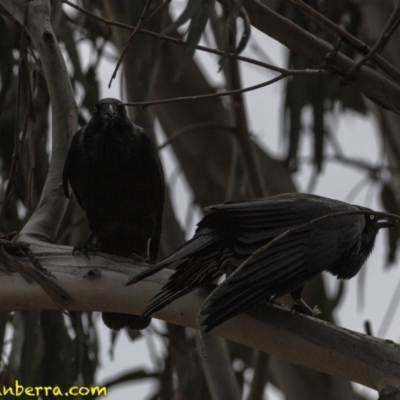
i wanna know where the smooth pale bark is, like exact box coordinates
[0,0,77,243]
[0,241,399,393]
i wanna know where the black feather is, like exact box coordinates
[128,193,396,332]
[63,98,164,330]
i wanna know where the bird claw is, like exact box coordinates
[311,305,322,316]
[291,302,321,317]
[129,253,151,263]
[72,243,98,259]
[291,303,311,315]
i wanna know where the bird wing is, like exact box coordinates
[304,213,365,273]
[201,195,364,331]
[127,227,220,285]
[201,229,312,331]
[131,127,165,260]
[129,228,228,316]
[142,247,229,316]
[62,129,85,208]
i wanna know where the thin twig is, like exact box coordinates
[145,0,171,21]
[122,71,326,108]
[0,239,70,311]
[0,6,29,227]
[0,239,53,277]
[198,209,400,325]
[158,122,235,150]
[62,0,305,75]
[26,70,36,212]
[347,0,400,75]
[284,0,400,83]
[226,17,266,198]
[299,153,400,175]
[377,276,400,338]
[108,0,152,88]
[247,351,269,400]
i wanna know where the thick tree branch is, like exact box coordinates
[231,0,400,115]
[66,0,400,114]
[1,0,77,243]
[283,0,400,82]
[0,241,399,393]
[197,335,241,400]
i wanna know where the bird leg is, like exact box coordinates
[72,232,98,259]
[268,295,285,307]
[129,238,152,263]
[290,286,320,316]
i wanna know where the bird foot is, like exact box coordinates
[291,303,312,315]
[311,305,322,316]
[291,302,321,317]
[72,242,98,259]
[129,253,151,264]
[269,297,284,307]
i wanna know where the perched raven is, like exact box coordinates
[127,193,396,332]
[63,98,164,331]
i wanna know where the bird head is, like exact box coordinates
[360,208,398,251]
[89,98,130,129]
[362,210,398,230]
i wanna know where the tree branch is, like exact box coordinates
[61,0,298,74]
[197,334,241,400]
[283,0,400,82]
[231,0,400,115]
[1,0,77,243]
[348,0,400,75]
[122,73,309,108]
[0,241,399,393]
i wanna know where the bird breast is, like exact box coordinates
[83,130,134,168]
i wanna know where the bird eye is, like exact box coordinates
[370,215,375,220]
[117,104,126,114]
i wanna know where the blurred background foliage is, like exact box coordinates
[0,0,399,399]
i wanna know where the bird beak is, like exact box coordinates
[105,103,116,118]
[377,215,398,229]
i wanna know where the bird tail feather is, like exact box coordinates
[126,232,218,285]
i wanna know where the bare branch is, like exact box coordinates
[0,243,69,311]
[247,351,269,400]
[122,71,325,108]
[234,0,400,114]
[108,0,152,88]
[377,277,400,338]
[0,11,31,227]
[197,335,241,400]
[107,0,172,85]
[67,0,400,114]
[61,0,304,75]
[348,0,400,75]
[226,34,267,197]
[158,123,236,150]
[283,0,400,83]
[0,241,399,392]
[1,0,77,243]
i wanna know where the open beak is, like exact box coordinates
[377,215,398,229]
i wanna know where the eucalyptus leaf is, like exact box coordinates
[174,0,216,79]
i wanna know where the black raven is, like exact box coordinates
[127,193,396,332]
[63,98,164,330]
